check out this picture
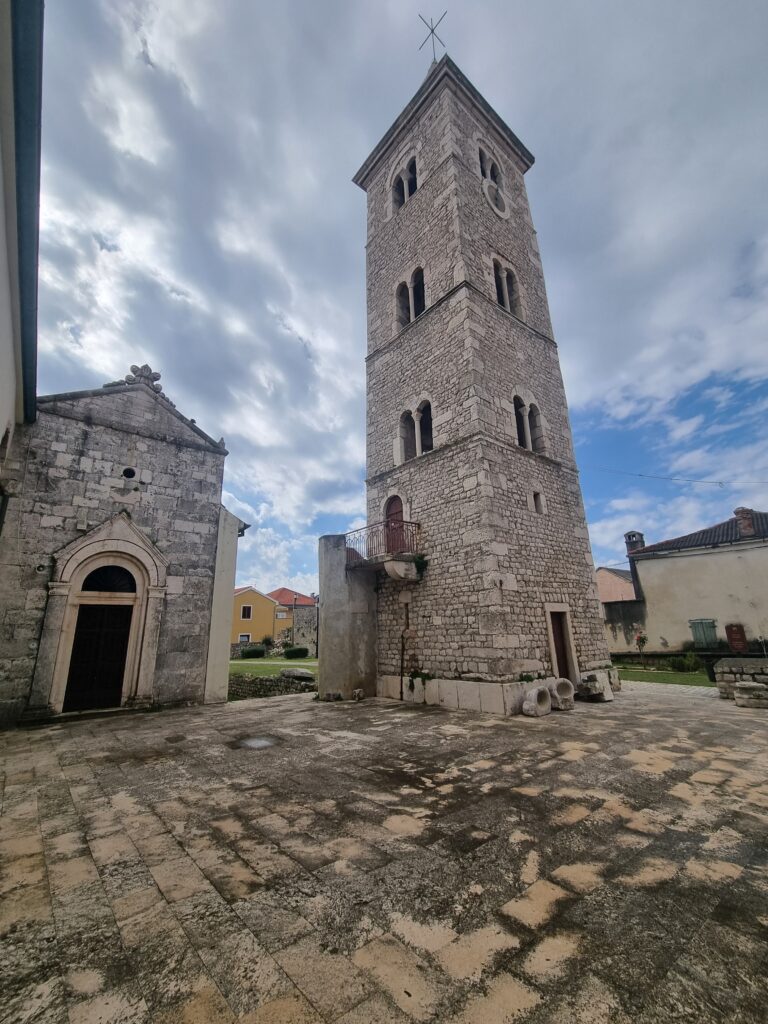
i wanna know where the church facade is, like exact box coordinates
[0,365,246,723]
[319,57,615,708]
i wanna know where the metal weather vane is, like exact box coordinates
[419,11,447,62]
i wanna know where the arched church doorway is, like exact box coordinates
[62,565,137,712]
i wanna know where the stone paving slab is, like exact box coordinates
[1,682,767,1022]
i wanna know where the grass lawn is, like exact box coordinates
[618,668,714,687]
[229,658,318,678]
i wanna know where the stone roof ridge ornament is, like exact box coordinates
[102,363,176,407]
[126,364,163,391]
[418,10,447,64]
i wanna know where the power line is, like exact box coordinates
[584,466,768,487]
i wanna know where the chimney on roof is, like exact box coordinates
[734,507,755,538]
[624,531,645,554]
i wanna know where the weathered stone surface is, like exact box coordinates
[1,681,765,1022]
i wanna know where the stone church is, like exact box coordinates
[0,365,247,723]
[319,56,615,711]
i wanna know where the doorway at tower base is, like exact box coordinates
[376,670,618,717]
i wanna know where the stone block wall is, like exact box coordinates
[0,382,227,721]
[292,604,318,655]
[714,657,768,707]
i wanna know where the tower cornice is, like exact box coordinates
[353,55,534,190]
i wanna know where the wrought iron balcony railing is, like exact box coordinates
[345,520,420,566]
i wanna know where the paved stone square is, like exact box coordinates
[1,682,767,1023]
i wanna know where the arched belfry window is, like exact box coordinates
[396,401,435,465]
[512,394,546,454]
[394,267,427,331]
[396,282,411,327]
[514,396,527,448]
[82,565,137,592]
[406,158,418,197]
[417,401,433,453]
[479,145,505,213]
[528,404,544,453]
[493,259,522,317]
[400,412,417,462]
[412,268,425,318]
[391,157,419,213]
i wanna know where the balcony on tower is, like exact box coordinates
[345,519,421,580]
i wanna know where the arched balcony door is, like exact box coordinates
[385,495,405,554]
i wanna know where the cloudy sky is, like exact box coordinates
[38,0,768,591]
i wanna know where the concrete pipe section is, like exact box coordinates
[522,686,552,717]
[547,678,575,710]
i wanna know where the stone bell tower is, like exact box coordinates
[319,57,613,706]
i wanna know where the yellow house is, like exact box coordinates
[230,587,278,645]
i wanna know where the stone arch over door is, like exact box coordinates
[27,513,168,716]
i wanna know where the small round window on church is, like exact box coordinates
[82,565,137,592]
[122,468,136,479]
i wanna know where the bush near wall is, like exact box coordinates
[228,676,317,701]
[241,645,266,659]
[284,646,309,659]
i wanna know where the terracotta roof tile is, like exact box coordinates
[267,587,317,607]
[637,510,768,554]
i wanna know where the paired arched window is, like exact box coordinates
[400,411,417,462]
[479,146,505,213]
[396,401,434,465]
[392,158,419,212]
[395,267,426,328]
[493,260,521,317]
[513,395,546,454]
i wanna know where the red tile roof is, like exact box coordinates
[267,587,317,607]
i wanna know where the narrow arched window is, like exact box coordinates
[400,411,417,461]
[412,268,425,318]
[406,158,417,197]
[514,396,527,448]
[479,147,489,178]
[493,261,505,307]
[528,404,544,453]
[490,161,501,188]
[393,177,406,210]
[82,565,137,592]
[396,282,411,327]
[0,483,8,538]
[418,402,433,453]
[506,270,521,316]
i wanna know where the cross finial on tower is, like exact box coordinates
[419,11,447,63]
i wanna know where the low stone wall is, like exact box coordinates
[376,670,617,717]
[714,658,768,707]
[228,674,317,701]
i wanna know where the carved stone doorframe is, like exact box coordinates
[27,514,168,716]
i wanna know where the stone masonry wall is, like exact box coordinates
[292,604,318,655]
[361,64,611,687]
[0,384,225,720]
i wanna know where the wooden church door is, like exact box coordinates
[62,565,136,712]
